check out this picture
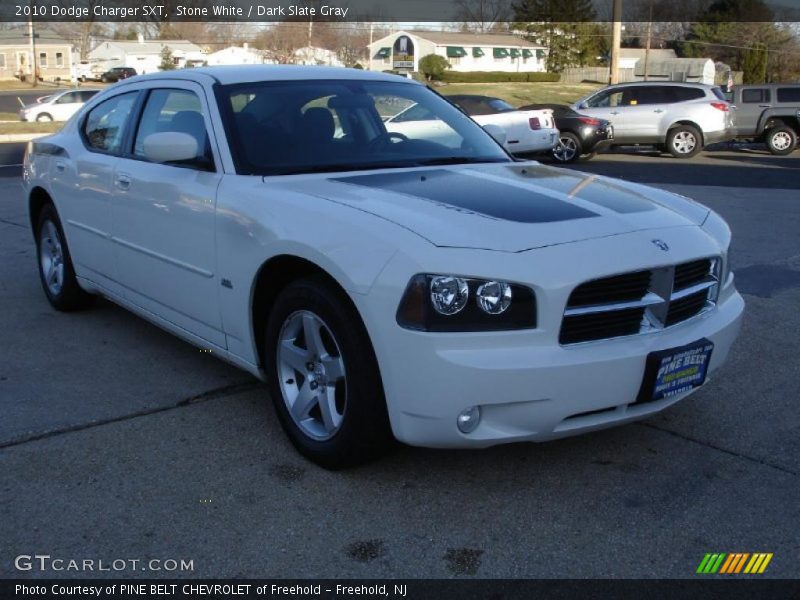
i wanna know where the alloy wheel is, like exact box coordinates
[39,220,65,296]
[672,131,697,154]
[771,131,793,151]
[276,310,347,441]
[553,136,578,162]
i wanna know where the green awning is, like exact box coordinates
[376,47,390,58]
[472,47,484,58]
[446,46,467,58]
[510,48,521,58]
[522,49,534,58]
[493,48,509,58]
[536,49,546,60]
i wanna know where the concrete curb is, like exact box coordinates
[0,133,48,143]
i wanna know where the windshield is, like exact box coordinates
[220,79,511,176]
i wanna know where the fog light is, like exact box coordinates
[457,406,481,434]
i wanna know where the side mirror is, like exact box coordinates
[142,132,199,164]
[578,102,588,110]
[483,124,507,146]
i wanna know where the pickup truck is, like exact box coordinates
[729,84,800,155]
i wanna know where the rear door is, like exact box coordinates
[735,87,771,135]
[110,82,225,346]
[49,90,139,294]
[617,86,673,142]
[50,91,83,121]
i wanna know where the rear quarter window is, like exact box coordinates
[776,87,800,103]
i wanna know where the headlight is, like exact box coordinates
[397,274,536,332]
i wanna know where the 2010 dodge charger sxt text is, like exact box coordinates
[24,66,744,468]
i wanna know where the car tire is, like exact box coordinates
[35,113,53,122]
[666,125,702,158]
[552,132,582,163]
[264,276,394,469]
[101,76,108,83]
[35,204,95,311]
[765,126,797,156]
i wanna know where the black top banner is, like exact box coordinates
[2,0,799,22]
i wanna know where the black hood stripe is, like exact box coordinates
[333,169,598,224]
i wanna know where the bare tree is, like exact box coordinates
[454,0,512,33]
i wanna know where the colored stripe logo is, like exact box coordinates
[696,553,773,574]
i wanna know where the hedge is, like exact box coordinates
[441,71,561,83]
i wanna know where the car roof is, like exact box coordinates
[605,81,717,89]
[115,65,421,87]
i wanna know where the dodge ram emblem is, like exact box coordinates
[651,239,670,252]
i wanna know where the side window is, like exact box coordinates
[741,89,768,103]
[83,92,138,154]
[133,89,210,165]
[586,89,623,108]
[672,87,705,102]
[624,86,672,106]
[776,87,800,103]
[79,90,99,103]
[55,92,79,104]
[391,103,437,122]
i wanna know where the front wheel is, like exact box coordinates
[666,125,702,158]
[551,132,582,163]
[35,204,95,311]
[264,277,393,468]
[765,126,797,155]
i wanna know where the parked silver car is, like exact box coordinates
[572,82,735,158]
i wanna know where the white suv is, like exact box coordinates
[19,89,101,122]
[573,82,735,158]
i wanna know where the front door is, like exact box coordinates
[110,83,225,347]
[735,88,771,136]
[579,87,626,138]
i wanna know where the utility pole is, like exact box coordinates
[609,0,622,84]
[28,4,38,88]
[643,1,653,81]
[368,22,374,71]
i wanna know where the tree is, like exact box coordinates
[512,0,605,72]
[454,0,511,33]
[742,42,768,83]
[418,54,451,81]
[159,46,176,71]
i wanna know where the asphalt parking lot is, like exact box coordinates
[0,147,798,579]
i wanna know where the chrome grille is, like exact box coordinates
[560,258,720,345]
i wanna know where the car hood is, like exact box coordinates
[266,162,710,253]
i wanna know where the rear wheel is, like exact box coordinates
[552,132,582,163]
[765,126,797,156]
[666,125,702,158]
[264,276,394,468]
[35,204,95,311]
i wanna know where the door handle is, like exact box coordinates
[115,174,131,190]
[610,111,620,116]
[55,160,66,172]
[653,109,664,113]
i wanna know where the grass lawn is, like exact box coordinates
[437,82,602,107]
[0,112,19,121]
[0,80,65,91]
[0,121,62,135]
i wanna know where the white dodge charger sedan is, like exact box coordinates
[24,66,744,468]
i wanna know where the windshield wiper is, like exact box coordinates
[411,156,510,167]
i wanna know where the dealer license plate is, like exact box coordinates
[637,339,714,403]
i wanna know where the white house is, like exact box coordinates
[88,35,206,75]
[293,46,343,67]
[367,30,547,74]
[206,44,272,66]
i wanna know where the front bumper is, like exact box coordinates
[355,230,744,449]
